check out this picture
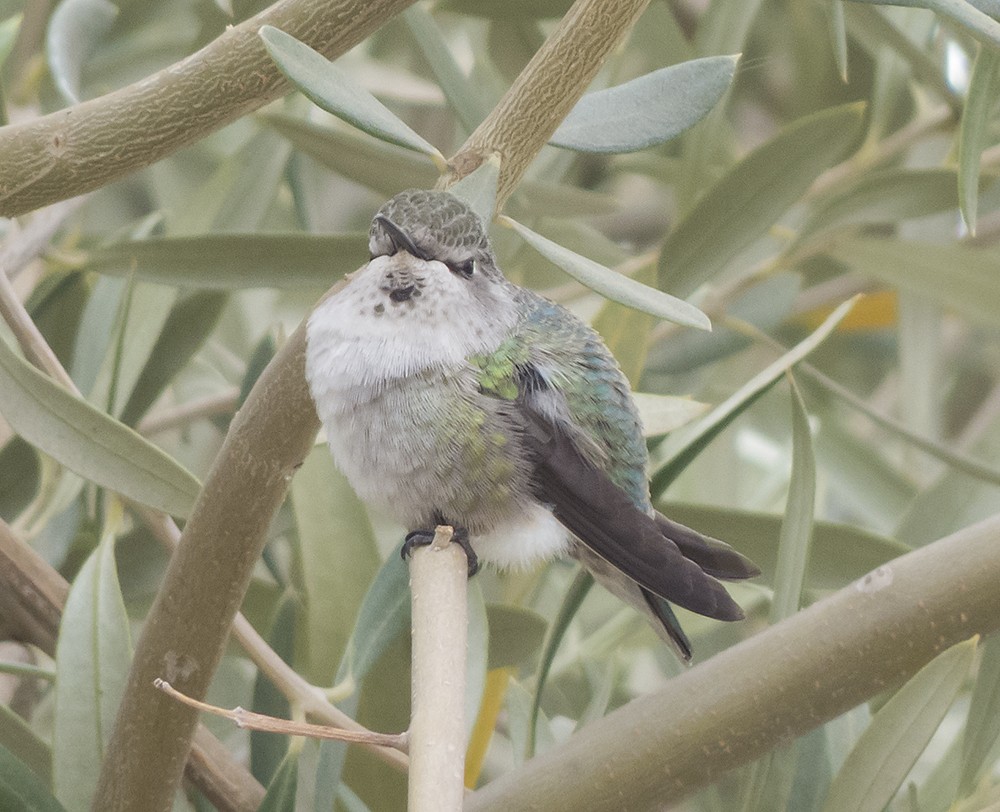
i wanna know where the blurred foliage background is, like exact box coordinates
[2,0,1000,810]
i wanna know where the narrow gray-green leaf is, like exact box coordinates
[829,0,848,81]
[262,113,438,196]
[403,5,487,133]
[770,376,816,622]
[661,103,865,297]
[820,638,976,812]
[53,526,132,812]
[503,217,711,330]
[825,238,1000,328]
[259,26,444,162]
[0,703,50,786]
[291,447,379,685]
[550,56,738,153]
[960,634,1000,792]
[485,605,547,671]
[79,233,368,290]
[798,168,964,245]
[0,744,66,812]
[0,14,20,67]
[46,0,117,104]
[958,45,1000,233]
[335,550,410,687]
[257,751,298,812]
[0,334,200,517]
[653,297,856,490]
[449,156,500,223]
[852,0,1000,49]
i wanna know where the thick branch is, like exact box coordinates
[0,0,416,217]
[444,0,650,208]
[92,324,319,812]
[466,514,1000,811]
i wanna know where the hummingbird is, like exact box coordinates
[305,188,758,660]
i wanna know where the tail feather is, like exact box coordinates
[653,512,760,581]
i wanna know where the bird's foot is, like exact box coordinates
[401,526,480,577]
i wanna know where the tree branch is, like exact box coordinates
[0,0,417,216]
[444,0,650,209]
[465,514,1000,811]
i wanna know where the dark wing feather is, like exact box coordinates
[653,512,760,581]
[519,404,745,622]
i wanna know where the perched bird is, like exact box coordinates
[305,188,758,660]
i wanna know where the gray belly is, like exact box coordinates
[320,366,534,534]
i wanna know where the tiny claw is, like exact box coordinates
[401,527,480,577]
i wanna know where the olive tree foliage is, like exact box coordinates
[1,0,1000,810]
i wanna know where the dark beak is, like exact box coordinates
[374,215,429,260]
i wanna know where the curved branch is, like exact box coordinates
[465,514,1000,811]
[444,0,650,209]
[0,0,417,217]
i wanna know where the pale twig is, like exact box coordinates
[407,525,469,812]
[137,506,411,770]
[154,678,408,750]
[137,388,241,435]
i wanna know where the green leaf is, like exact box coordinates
[259,26,444,162]
[119,291,227,427]
[652,297,856,493]
[958,45,1000,233]
[829,0,849,81]
[78,233,368,290]
[797,168,966,244]
[660,103,866,297]
[528,568,593,758]
[0,14,20,67]
[550,56,738,153]
[503,217,711,330]
[262,113,439,196]
[820,638,976,812]
[660,504,910,591]
[0,744,66,812]
[485,605,547,671]
[449,156,500,224]
[46,0,117,104]
[851,0,1000,50]
[250,594,296,786]
[0,333,201,518]
[90,279,177,418]
[334,549,410,687]
[824,238,1000,328]
[290,447,379,684]
[770,377,816,622]
[403,5,487,133]
[0,703,50,786]
[257,751,298,812]
[960,633,1000,792]
[53,522,133,812]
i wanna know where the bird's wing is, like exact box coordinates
[515,365,745,622]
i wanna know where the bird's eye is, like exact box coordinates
[450,258,475,279]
